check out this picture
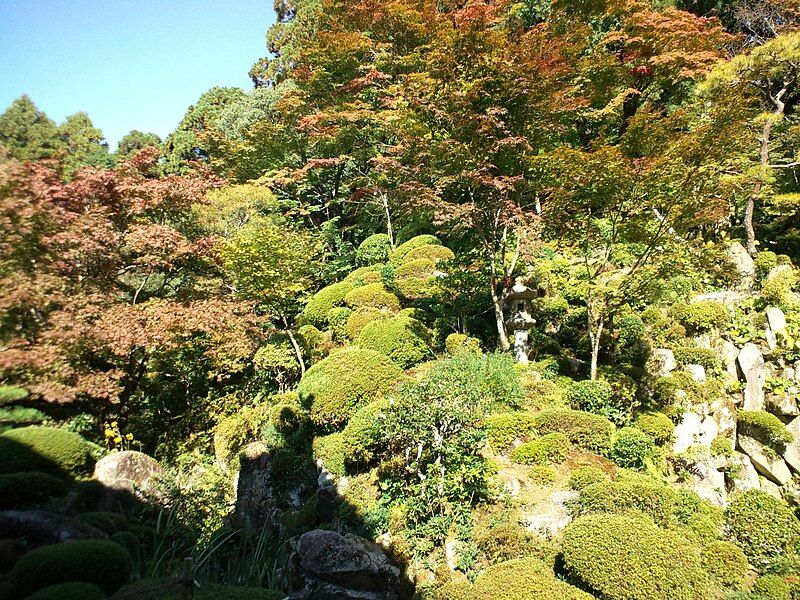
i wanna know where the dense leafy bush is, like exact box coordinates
[752,574,792,600]
[445,333,482,355]
[356,233,391,266]
[610,427,655,469]
[213,404,271,465]
[389,234,440,264]
[346,307,388,340]
[326,306,352,340]
[25,582,105,600]
[403,244,455,264]
[343,282,401,311]
[737,410,793,451]
[676,301,729,333]
[724,490,800,571]
[701,540,749,588]
[761,268,797,307]
[0,426,92,477]
[562,514,708,600]
[0,406,47,426]
[571,473,676,526]
[357,315,433,368]
[673,490,724,543]
[302,281,355,327]
[634,412,674,445]
[568,465,608,490]
[344,265,383,285]
[312,432,346,477]
[710,436,734,457]
[0,471,66,509]
[395,258,436,279]
[567,379,632,425]
[533,409,615,454]
[485,412,537,452]
[672,346,720,371]
[297,324,324,351]
[614,314,648,366]
[341,398,391,468]
[76,512,129,535]
[297,348,404,428]
[509,432,571,465]
[9,539,132,597]
[469,557,594,599]
[756,251,778,278]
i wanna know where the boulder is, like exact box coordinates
[760,478,785,500]
[737,344,767,411]
[684,457,726,507]
[728,242,756,289]
[291,529,400,599]
[712,398,737,440]
[728,453,761,494]
[652,349,676,377]
[674,411,717,453]
[522,491,578,538]
[0,510,107,549]
[717,339,740,385]
[233,442,278,533]
[685,364,706,382]
[782,417,800,474]
[93,450,162,495]
[767,393,800,417]
[738,434,792,486]
[767,306,787,339]
[693,290,747,308]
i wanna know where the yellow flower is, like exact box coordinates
[111,421,119,428]
[114,436,122,444]
[125,433,134,440]
[105,429,115,438]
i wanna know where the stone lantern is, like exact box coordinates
[504,277,536,364]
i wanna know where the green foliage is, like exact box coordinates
[0,406,47,426]
[357,314,433,368]
[675,301,730,333]
[341,398,391,469]
[756,251,779,278]
[326,306,352,341]
[533,409,616,454]
[356,233,391,266]
[24,582,105,600]
[9,540,132,598]
[567,379,631,426]
[395,258,436,280]
[346,307,389,340]
[672,346,720,371]
[389,234,440,264]
[469,557,594,599]
[562,514,709,600]
[724,490,800,571]
[485,412,537,452]
[303,281,356,328]
[0,386,28,406]
[509,432,571,465]
[701,540,749,588]
[344,265,383,285]
[0,471,66,509]
[610,427,655,469]
[614,314,648,366]
[344,282,401,311]
[297,348,404,428]
[312,432,346,478]
[213,404,271,466]
[737,410,794,451]
[571,473,676,526]
[568,466,609,490]
[76,512,129,535]
[0,95,62,161]
[402,244,455,264]
[761,269,798,307]
[445,333,482,355]
[529,464,557,485]
[115,130,162,160]
[634,412,674,445]
[710,436,734,457]
[297,324,324,351]
[752,575,792,600]
[0,426,92,478]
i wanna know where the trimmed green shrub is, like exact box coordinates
[470,557,594,600]
[568,466,608,491]
[486,412,537,452]
[761,268,798,307]
[571,473,676,526]
[634,412,674,445]
[738,410,793,451]
[25,582,105,600]
[673,490,724,542]
[752,574,792,600]
[356,233,391,266]
[213,404,271,465]
[394,276,438,300]
[110,531,141,563]
[0,426,92,478]
[610,427,655,469]
[76,512,128,535]
[341,398,391,468]
[9,539,132,597]
[0,407,47,426]
[296,324,324,351]
[389,234,440,264]
[343,282,401,311]
[344,265,383,285]
[710,436,734,457]
[326,306,352,341]
[473,519,550,566]
[403,244,455,264]
[445,333,482,356]
[0,386,28,406]
[724,490,800,571]
[756,251,779,278]
[678,301,729,333]
[530,465,557,485]
[357,315,433,368]
[0,471,66,509]
[567,378,632,426]
[701,540,749,588]
[395,258,436,280]
[346,307,389,340]
[297,348,404,428]
[302,281,355,327]
[672,346,719,371]
[312,432,346,478]
[533,409,615,454]
[509,433,571,465]
[562,514,708,600]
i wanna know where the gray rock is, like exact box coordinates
[782,417,800,474]
[738,435,793,486]
[767,264,794,281]
[717,339,740,385]
[685,364,707,382]
[233,442,278,533]
[729,453,761,494]
[737,344,767,411]
[767,306,787,337]
[0,510,107,549]
[767,393,799,417]
[684,457,727,507]
[728,242,756,288]
[712,399,737,440]
[93,450,162,495]
[693,290,747,308]
[674,411,717,453]
[652,349,676,377]
[760,478,784,500]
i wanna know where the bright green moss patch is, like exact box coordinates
[532,409,615,454]
[357,315,433,368]
[701,540,749,588]
[303,281,356,327]
[346,307,389,340]
[389,234,440,264]
[0,426,92,478]
[343,282,401,311]
[570,473,676,526]
[737,410,793,451]
[568,465,608,490]
[470,557,594,599]
[509,432,571,465]
[485,412,537,452]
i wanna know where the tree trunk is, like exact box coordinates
[490,276,510,351]
[381,193,395,250]
[282,316,305,377]
[587,295,603,381]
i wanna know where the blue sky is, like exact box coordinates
[0,1,274,149]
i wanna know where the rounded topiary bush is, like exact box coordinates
[303,281,356,327]
[389,234,440,264]
[312,432,346,478]
[568,465,608,491]
[76,511,129,535]
[403,244,455,264]
[341,398,390,469]
[9,539,132,598]
[356,233,391,266]
[486,412,538,452]
[470,557,594,600]
[737,410,793,451]
[297,348,404,428]
[0,471,67,509]
[343,283,401,312]
[634,412,674,445]
[510,432,571,465]
[346,307,389,340]
[533,409,615,455]
[724,489,800,571]
[24,582,105,600]
[701,540,749,588]
[327,306,352,341]
[566,379,631,424]
[445,333,482,356]
[357,315,433,368]
[571,473,676,525]
[395,258,436,280]
[394,276,439,300]
[562,514,708,600]
[0,426,92,478]
[752,574,792,600]
[610,427,655,469]
[344,266,383,285]
[677,301,729,333]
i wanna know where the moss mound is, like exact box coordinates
[402,244,455,264]
[0,426,92,478]
[356,233,391,266]
[562,514,708,600]
[445,333,482,356]
[571,473,676,526]
[357,315,433,368]
[9,539,132,598]
[509,432,571,465]
[389,234,440,264]
[303,281,356,327]
[470,557,594,599]
[297,348,404,428]
[395,258,436,280]
[634,412,674,445]
[346,307,389,340]
[0,471,67,509]
[343,282,401,311]
[486,412,537,452]
[25,582,105,600]
[532,409,615,454]
[701,540,749,588]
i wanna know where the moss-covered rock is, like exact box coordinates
[470,557,594,599]
[357,315,433,368]
[343,282,401,312]
[562,514,708,600]
[25,582,105,600]
[738,410,793,451]
[303,281,356,327]
[0,427,92,478]
[570,473,676,526]
[389,234,440,264]
[346,307,389,340]
[297,348,404,429]
[486,412,537,452]
[213,404,271,466]
[312,432,346,478]
[0,471,67,509]
[9,539,132,598]
[356,233,391,266]
[403,244,455,264]
[509,433,571,465]
[701,540,749,588]
[532,409,615,454]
